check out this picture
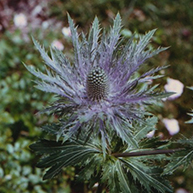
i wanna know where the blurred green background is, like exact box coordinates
[0,0,193,192]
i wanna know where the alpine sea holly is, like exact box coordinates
[25,13,193,193]
[26,13,169,148]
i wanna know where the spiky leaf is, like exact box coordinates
[30,139,100,180]
[163,138,193,175]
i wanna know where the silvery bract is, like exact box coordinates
[26,13,169,150]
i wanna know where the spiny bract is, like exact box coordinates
[25,13,169,149]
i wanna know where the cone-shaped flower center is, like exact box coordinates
[86,67,108,101]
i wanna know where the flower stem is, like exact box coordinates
[112,148,184,158]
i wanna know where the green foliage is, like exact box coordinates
[29,133,175,193]
[163,138,193,175]
[30,139,100,180]
[29,128,193,192]
[0,29,73,192]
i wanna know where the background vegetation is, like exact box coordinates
[0,0,193,192]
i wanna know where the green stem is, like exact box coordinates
[112,148,184,158]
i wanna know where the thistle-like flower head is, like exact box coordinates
[26,14,169,149]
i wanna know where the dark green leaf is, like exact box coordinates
[30,139,100,180]
[120,158,173,193]
[116,160,132,193]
